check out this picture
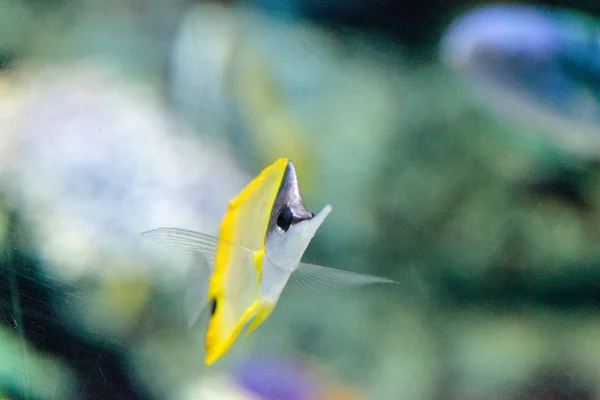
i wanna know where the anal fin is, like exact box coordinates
[245,300,275,338]
[205,300,260,366]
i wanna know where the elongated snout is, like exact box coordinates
[300,204,332,238]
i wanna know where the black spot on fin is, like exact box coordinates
[209,299,217,316]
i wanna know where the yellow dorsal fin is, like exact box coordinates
[204,158,288,365]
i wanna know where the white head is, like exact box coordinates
[263,161,332,270]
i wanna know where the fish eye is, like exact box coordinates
[276,206,293,232]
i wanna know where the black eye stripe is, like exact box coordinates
[276,206,293,232]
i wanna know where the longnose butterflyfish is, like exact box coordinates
[142,158,395,365]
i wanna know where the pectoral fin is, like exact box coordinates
[140,227,219,328]
[284,262,397,297]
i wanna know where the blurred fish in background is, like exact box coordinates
[440,4,600,227]
[169,2,405,269]
[3,0,600,399]
[441,4,600,158]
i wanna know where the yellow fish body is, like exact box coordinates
[142,158,395,366]
[205,158,287,364]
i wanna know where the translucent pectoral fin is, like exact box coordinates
[184,256,213,329]
[284,262,397,297]
[141,227,220,256]
[141,228,221,328]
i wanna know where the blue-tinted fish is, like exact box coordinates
[441,4,600,156]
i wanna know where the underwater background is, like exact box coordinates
[3,0,600,399]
